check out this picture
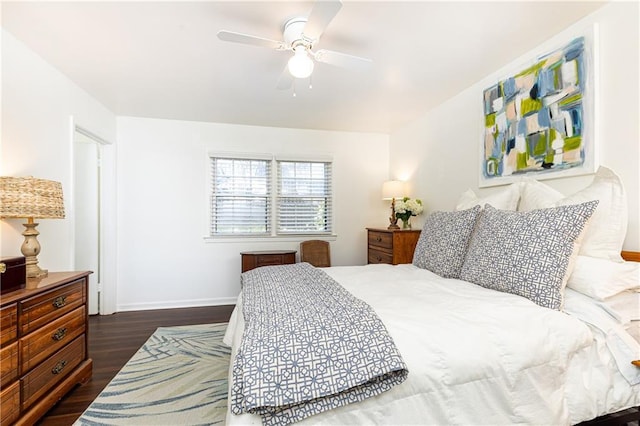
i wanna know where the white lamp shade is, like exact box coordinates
[288,46,314,79]
[382,180,406,200]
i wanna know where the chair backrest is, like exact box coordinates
[300,240,331,267]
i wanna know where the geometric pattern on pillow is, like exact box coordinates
[412,205,481,279]
[460,201,598,310]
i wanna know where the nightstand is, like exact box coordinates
[241,250,296,272]
[367,228,421,265]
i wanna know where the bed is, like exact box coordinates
[224,167,640,425]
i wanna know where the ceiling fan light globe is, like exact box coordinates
[288,48,314,79]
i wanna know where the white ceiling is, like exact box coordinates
[1,1,606,134]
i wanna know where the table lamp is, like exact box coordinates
[382,180,405,230]
[0,176,65,278]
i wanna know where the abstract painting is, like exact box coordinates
[480,28,597,187]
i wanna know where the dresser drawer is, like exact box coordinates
[368,248,394,264]
[0,304,17,346]
[0,341,18,388]
[19,279,85,335]
[368,231,393,249]
[21,335,85,411]
[0,380,20,426]
[20,306,86,373]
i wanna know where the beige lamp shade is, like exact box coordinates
[0,176,65,219]
[382,180,405,200]
[0,176,66,279]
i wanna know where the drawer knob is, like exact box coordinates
[52,327,67,341]
[376,236,382,242]
[52,296,67,309]
[51,360,67,375]
[376,256,382,262]
[0,263,5,273]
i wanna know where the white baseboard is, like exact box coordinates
[115,297,238,313]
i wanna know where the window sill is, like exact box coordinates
[204,234,337,244]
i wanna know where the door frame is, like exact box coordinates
[69,117,117,314]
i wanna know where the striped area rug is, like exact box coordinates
[75,323,230,425]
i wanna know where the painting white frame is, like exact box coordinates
[479,24,599,188]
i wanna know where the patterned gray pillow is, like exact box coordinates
[460,201,598,310]
[412,205,482,278]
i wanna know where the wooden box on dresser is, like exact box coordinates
[0,271,92,426]
[367,228,421,265]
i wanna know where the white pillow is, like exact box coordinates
[518,166,628,262]
[568,255,640,300]
[455,183,521,211]
[518,178,564,211]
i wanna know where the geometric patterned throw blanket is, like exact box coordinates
[230,263,408,426]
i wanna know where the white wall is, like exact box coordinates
[390,2,639,251]
[116,117,389,311]
[1,29,117,271]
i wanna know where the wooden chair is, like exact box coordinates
[300,240,331,267]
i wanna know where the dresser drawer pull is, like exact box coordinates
[52,327,68,341]
[376,255,382,262]
[52,296,67,309]
[376,236,382,242]
[51,360,67,375]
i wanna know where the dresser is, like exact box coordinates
[0,271,92,426]
[241,250,296,272]
[367,228,421,265]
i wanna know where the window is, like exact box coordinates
[209,155,333,237]
[277,161,332,234]
[210,157,271,235]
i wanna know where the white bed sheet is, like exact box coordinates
[225,264,640,425]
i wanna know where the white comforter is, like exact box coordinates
[225,264,640,425]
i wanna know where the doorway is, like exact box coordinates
[73,128,103,315]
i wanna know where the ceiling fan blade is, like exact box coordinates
[217,30,284,50]
[314,49,372,72]
[303,0,342,41]
[276,66,294,90]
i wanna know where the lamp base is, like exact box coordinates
[26,261,48,278]
[387,199,400,229]
[21,220,49,278]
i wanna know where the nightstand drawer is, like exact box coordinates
[255,254,289,267]
[20,306,86,373]
[241,251,296,272]
[0,341,18,388]
[0,304,17,346]
[366,228,421,265]
[20,279,85,335]
[21,335,85,411]
[368,231,393,249]
[368,249,393,264]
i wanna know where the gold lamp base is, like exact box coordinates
[387,197,400,230]
[21,219,48,278]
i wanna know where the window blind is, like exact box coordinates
[210,157,271,235]
[277,160,333,234]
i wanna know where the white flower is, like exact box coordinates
[395,197,424,220]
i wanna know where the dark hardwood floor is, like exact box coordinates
[37,305,235,426]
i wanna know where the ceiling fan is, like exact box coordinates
[217,0,372,90]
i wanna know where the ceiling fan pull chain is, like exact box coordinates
[293,80,297,97]
[309,75,313,90]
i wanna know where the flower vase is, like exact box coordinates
[402,218,411,229]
